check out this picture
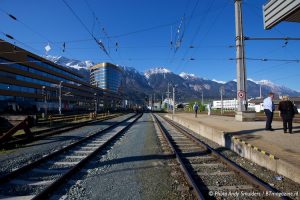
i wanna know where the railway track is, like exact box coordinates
[1,114,122,150]
[0,113,142,200]
[153,114,286,200]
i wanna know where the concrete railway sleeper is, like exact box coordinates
[152,114,286,200]
[0,113,142,200]
[1,114,122,150]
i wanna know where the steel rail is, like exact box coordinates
[0,114,138,185]
[152,114,205,200]
[32,113,143,200]
[2,114,122,149]
[160,115,286,200]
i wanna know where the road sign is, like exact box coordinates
[238,90,245,98]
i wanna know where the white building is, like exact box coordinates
[254,103,264,113]
[213,99,237,110]
[212,99,255,111]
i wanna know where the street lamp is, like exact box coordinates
[59,81,63,115]
[94,92,97,114]
[166,83,171,112]
[172,84,177,119]
[201,90,204,105]
[42,86,47,118]
[220,86,225,115]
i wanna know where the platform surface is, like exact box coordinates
[169,113,300,172]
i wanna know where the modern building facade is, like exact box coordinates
[90,63,122,93]
[0,39,120,114]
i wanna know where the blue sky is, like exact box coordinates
[1,0,300,90]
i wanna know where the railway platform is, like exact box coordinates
[165,113,300,184]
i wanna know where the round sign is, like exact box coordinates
[238,91,245,98]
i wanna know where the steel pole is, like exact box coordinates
[59,81,62,115]
[235,0,247,112]
[173,86,175,116]
[42,86,47,118]
[94,93,97,114]
[221,89,224,115]
[161,93,163,110]
[45,92,47,117]
[259,84,262,99]
[167,83,170,112]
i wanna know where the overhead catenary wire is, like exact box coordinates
[0,30,43,56]
[61,0,111,59]
[172,0,217,71]
[249,61,294,76]
[243,2,300,61]
[83,0,112,50]
[245,57,300,62]
[243,2,290,38]
[244,37,300,41]
[228,57,300,63]
[0,42,233,54]
[169,0,200,63]
[0,8,65,53]
[271,73,300,82]
[1,5,225,46]
[177,0,229,73]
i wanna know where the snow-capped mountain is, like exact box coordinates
[248,79,298,96]
[179,72,199,80]
[44,55,93,82]
[212,79,226,84]
[43,55,300,101]
[144,67,171,79]
[45,55,94,70]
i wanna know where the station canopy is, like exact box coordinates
[263,0,300,29]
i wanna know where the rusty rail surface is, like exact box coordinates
[153,114,286,200]
[153,114,205,200]
[0,114,142,200]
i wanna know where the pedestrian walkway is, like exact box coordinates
[165,113,300,184]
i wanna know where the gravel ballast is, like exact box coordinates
[54,113,195,200]
[162,114,300,200]
[0,114,133,176]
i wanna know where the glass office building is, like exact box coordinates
[90,63,122,93]
[0,39,120,114]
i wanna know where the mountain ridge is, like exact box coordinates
[44,55,300,102]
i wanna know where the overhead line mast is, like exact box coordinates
[235,0,247,112]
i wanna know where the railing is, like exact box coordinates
[0,116,35,145]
